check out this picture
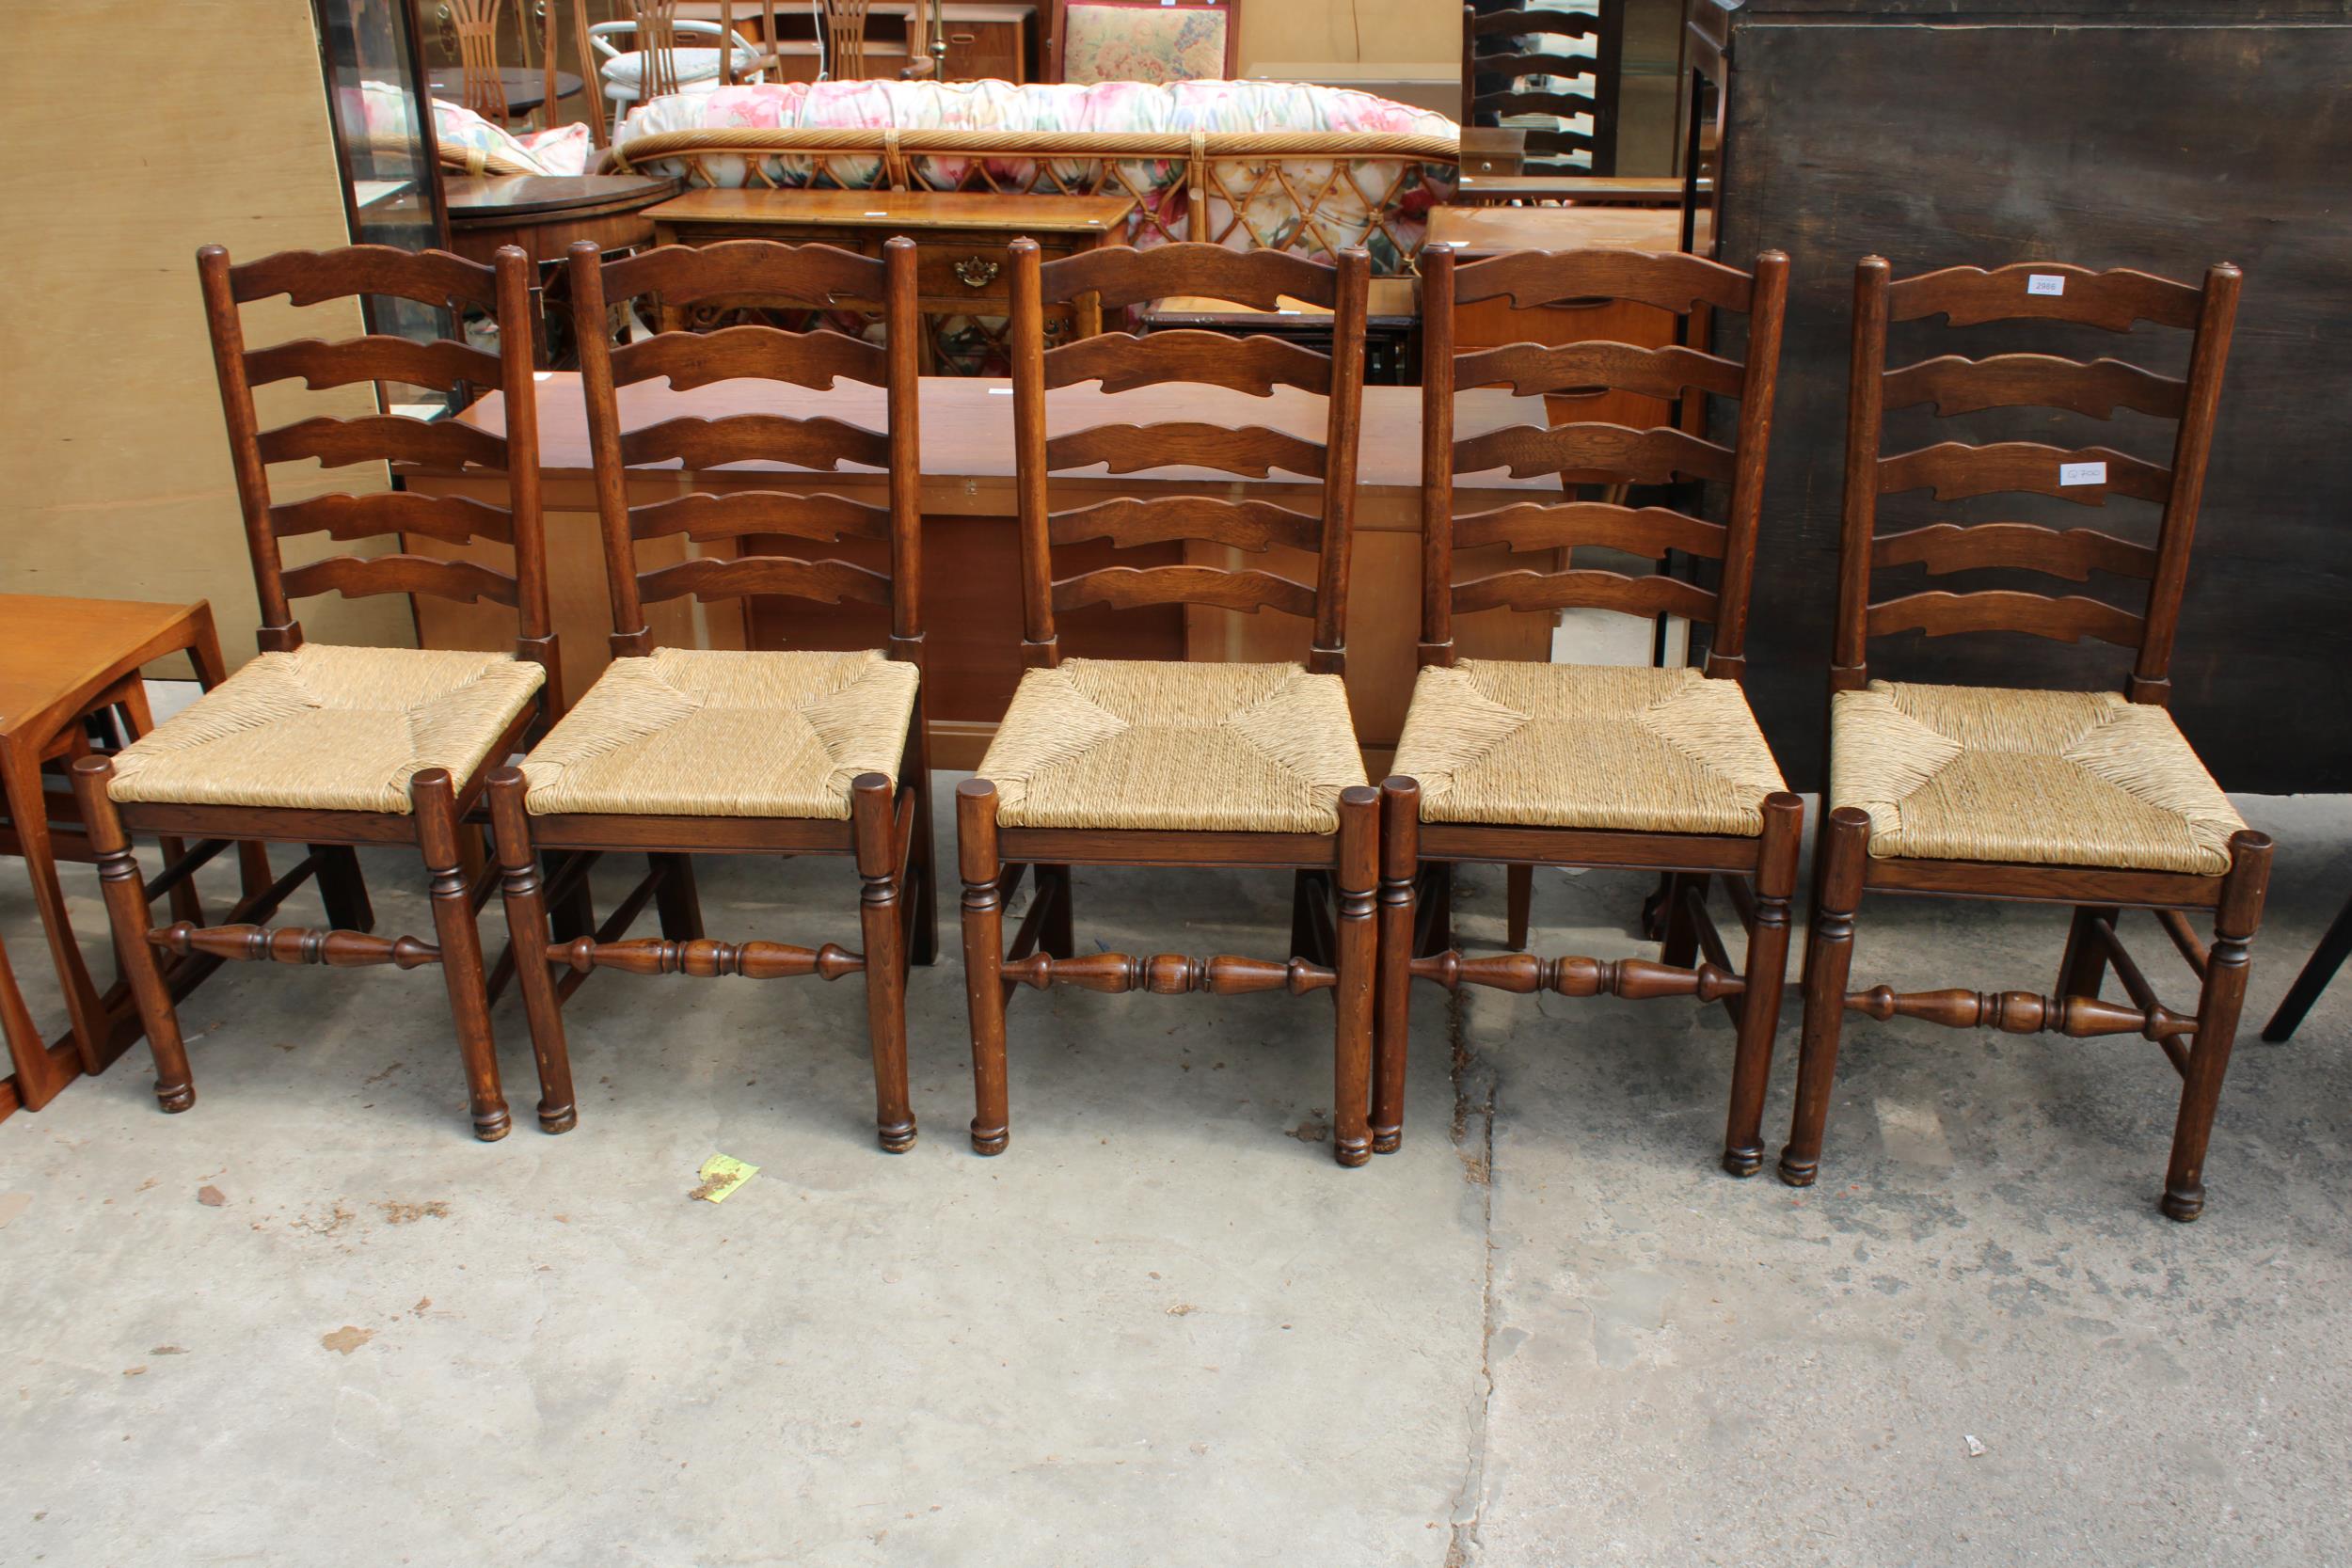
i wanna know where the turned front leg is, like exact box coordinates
[854,774,916,1153]
[1724,793,1803,1177]
[1331,786,1378,1168]
[958,780,1009,1155]
[1372,777,1420,1154]
[488,768,576,1133]
[69,757,195,1113]
[414,768,511,1142]
[1779,806,1870,1186]
[2162,831,2273,1222]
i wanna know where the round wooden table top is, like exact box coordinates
[426,67,583,116]
[445,172,683,226]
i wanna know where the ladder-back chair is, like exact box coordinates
[1462,1,1626,176]
[959,239,1377,1164]
[1379,244,1802,1171]
[72,244,560,1140]
[485,237,933,1150]
[1788,256,2265,1221]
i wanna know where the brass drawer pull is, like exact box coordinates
[953,256,1002,289]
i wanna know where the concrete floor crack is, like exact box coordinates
[1444,986,1499,1567]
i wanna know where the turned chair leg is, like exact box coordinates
[1373,778,1420,1154]
[2161,830,2273,1221]
[311,845,375,934]
[651,853,706,941]
[69,757,196,1114]
[414,768,511,1141]
[1504,863,1534,953]
[487,768,577,1133]
[2261,881,2352,1043]
[853,774,916,1152]
[2058,904,2119,1000]
[958,780,1009,1155]
[905,724,940,967]
[1724,793,1804,1177]
[1780,805,1870,1186]
[1331,786,1378,1167]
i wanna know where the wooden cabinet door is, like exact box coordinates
[944,19,1025,83]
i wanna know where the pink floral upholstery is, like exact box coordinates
[609,79,1457,272]
[1061,2,1232,85]
[352,81,592,177]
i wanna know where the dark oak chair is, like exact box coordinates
[484,237,935,1150]
[1462,1,1626,176]
[958,238,1376,1164]
[1788,256,2266,1221]
[71,244,561,1140]
[1377,244,1803,1171]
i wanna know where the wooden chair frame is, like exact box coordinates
[71,244,562,1140]
[958,238,1378,1164]
[1462,1,1627,177]
[1787,256,2267,1221]
[484,236,936,1151]
[1377,243,1802,1171]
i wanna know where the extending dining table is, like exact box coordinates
[402,376,1570,768]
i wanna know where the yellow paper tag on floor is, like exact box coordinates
[690,1155,758,1204]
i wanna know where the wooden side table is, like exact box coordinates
[1137,277,1422,384]
[0,596,271,1121]
[644,187,1136,365]
[446,173,684,366]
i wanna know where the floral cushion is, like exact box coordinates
[351,80,591,177]
[1062,2,1231,86]
[612,79,1456,272]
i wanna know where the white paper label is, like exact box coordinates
[2027,274,2067,296]
[2058,461,2107,486]
[987,387,1013,394]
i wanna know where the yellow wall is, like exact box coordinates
[2,0,411,671]
[1237,0,1459,74]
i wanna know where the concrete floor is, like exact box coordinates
[3,784,2348,1566]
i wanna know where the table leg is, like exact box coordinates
[1,742,109,1077]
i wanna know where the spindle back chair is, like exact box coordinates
[1788,256,2268,1220]
[452,0,512,121]
[482,237,935,1151]
[1462,1,1627,176]
[1378,244,1804,1172]
[72,243,560,1140]
[958,239,1383,1164]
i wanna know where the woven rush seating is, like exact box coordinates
[979,659,1368,834]
[1833,682,2245,877]
[521,649,917,820]
[1393,661,1784,837]
[106,645,544,816]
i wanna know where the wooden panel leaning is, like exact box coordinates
[70,243,561,1139]
[1379,243,1804,1173]
[479,236,935,1151]
[958,238,1379,1164]
[1461,1,1628,176]
[1790,256,2263,1221]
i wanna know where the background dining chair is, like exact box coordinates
[589,2,765,144]
[485,236,934,1150]
[71,243,564,1140]
[1787,255,2265,1222]
[959,238,1375,1164]
[1056,0,1239,85]
[1377,243,1802,1172]
[1461,0,1624,175]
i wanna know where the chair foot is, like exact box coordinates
[1335,1138,1371,1168]
[538,1102,578,1134]
[473,1106,514,1142]
[1775,1150,1818,1187]
[970,1121,1008,1156]
[1722,1143,1763,1178]
[1372,1129,1400,1155]
[2160,1184,2204,1223]
[155,1082,195,1114]
[879,1118,917,1153]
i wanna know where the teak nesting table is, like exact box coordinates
[0,594,268,1121]
[644,187,1138,355]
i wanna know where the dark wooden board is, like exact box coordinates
[1713,8,2352,790]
